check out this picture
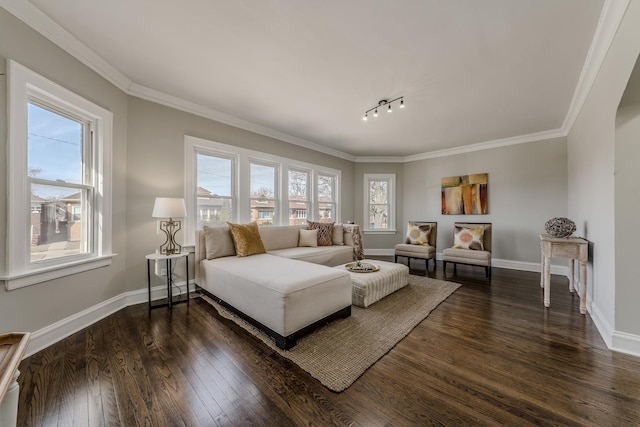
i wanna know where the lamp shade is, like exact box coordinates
[152,197,187,219]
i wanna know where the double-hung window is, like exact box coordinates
[184,136,341,243]
[250,161,278,226]
[288,169,310,225]
[317,174,337,223]
[4,61,113,290]
[364,173,396,233]
[195,152,235,228]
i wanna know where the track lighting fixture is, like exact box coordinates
[363,97,404,121]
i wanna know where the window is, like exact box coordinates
[4,60,113,290]
[250,162,278,226]
[318,174,337,223]
[184,136,341,243]
[364,174,396,233]
[195,152,235,228]
[288,169,310,225]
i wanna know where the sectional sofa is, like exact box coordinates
[194,223,363,349]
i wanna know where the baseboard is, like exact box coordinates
[589,302,614,349]
[364,250,569,276]
[364,248,395,256]
[26,280,195,358]
[612,331,640,357]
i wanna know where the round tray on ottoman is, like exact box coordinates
[336,260,409,307]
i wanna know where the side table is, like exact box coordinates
[539,234,588,314]
[146,252,190,310]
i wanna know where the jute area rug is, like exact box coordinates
[202,275,460,392]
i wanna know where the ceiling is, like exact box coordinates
[18,0,607,160]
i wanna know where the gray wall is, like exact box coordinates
[615,54,640,336]
[126,97,356,292]
[568,0,640,345]
[401,138,568,263]
[0,9,129,332]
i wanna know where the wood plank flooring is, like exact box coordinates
[17,260,640,426]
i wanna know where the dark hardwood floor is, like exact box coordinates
[17,259,640,426]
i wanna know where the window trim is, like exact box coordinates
[363,173,396,234]
[2,60,114,290]
[184,135,341,245]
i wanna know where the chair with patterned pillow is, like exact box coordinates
[394,221,437,273]
[442,222,492,279]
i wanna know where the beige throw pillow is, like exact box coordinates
[203,225,236,259]
[332,224,344,246]
[227,222,266,257]
[298,229,318,247]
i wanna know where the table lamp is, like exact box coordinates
[152,197,187,255]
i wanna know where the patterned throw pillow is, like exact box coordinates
[404,222,432,246]
[227,222,266,257]
[307,220,333,246]
[453,226,485,250]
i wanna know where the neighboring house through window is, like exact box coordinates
[3,60,113,290]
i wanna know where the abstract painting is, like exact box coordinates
[441,173,488,215]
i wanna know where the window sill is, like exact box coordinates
[363,229,398,235]
[2,254,117,291]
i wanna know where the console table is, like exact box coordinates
[539,234,588,314]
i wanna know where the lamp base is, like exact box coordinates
[158,219,182,255]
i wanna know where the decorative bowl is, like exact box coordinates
[545,217,576,238]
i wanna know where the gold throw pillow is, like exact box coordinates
[227,222,266,257]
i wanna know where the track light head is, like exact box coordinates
[400,98,405,108]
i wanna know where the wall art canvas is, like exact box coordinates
[441,173,488,215]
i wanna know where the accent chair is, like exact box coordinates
[442,222,492,278]
[394,221,437,273]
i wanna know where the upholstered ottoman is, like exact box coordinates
[335,260,410,307]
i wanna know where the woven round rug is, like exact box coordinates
[201,274,460,392]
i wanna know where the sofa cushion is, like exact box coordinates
[405,222,432,245]
[332,223,344,245]
[259,225,304,251]
[454,226,485,250]
[227,222,266,257]
[442,247,491,265]
[269,245,354,267]
[298,229,318,247]
[201,254,351,336]
[307,220,333,246]
[203,225,236,259]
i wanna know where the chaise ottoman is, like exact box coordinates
[335,260,410,307]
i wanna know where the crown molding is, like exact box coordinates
[0,0,133,93]
[129,83,356,162]
[355,127,566,163]
[1,0,625,165]
[561,0,630,133]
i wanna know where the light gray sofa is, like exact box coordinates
[194,224,361,349]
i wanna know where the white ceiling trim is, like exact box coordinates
[561,0,630,134]
[0,0,626,164]
[357,128,567,163]
[0,0,132,93]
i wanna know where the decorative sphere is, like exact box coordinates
[545,217,576,238]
